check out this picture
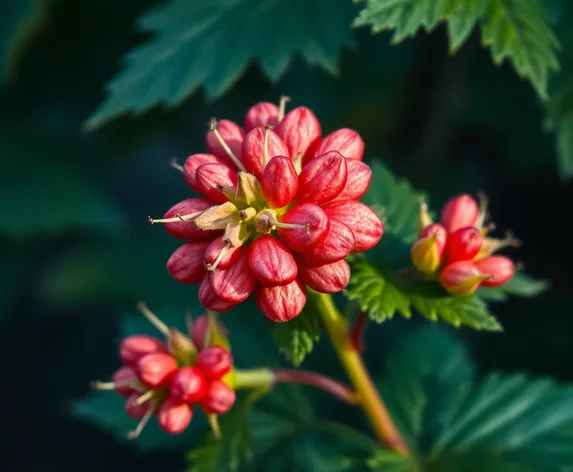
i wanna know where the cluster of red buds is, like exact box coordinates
[150,97,383,322]
[91,305,235,439]
[411,194,520,295]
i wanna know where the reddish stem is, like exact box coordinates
[272,369,358,405]
[350,311,369,352]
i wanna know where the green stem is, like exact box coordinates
[312,291,411,456]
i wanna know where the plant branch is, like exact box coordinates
[233,368,358,405]
[312,291,411,456]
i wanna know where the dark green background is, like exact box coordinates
[1,0,571,470]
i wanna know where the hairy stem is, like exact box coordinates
[312,292,410,455]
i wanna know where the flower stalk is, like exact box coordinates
[312,291,411,456]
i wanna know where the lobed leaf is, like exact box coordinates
[353,0,560,99]
[272,308,321,367]
[84,0,356,130]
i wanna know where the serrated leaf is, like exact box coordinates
[353,0,560,99]
[272,308,321,366]
[84,0,356,130]
[476,272,550,302]
[431,372,573,471]
[481,0,560,100]
[383,326,573,471]
[347,256,502,331]
[379,326,475,448]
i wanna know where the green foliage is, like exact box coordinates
[350,162,548,330]
[380,325,573,471]
[188,382,379,472]
[353,0,560,99]
[84,0,357,130]
[476,272,550,301]
[272,308,321,367]
[188,390,259,472]
[366,450,418,471]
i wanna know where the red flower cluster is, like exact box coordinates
[152,98,383,322]
[92,311,235,439]
[411,194,520,296]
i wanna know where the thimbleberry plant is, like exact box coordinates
[46,0,573,470]
[82,97,571,472]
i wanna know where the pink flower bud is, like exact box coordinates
[276,107,321,161]
[296,151,348,205]
[474,255,515,287]
[206,119,245,165]
[198,276,237,312]
[261,156,298,208]
[167,240,212,284]
[208,250,256,303]
[302,219,355,266]
[314,128,364,161]
[163,198,218,240]
[242,127,289,178]
[125,392,150,419]
[183,154,226,191]
[255,278,307,322]
[298,259,351,293]
[447,226,483,263]
[199,380,236,415]
[439,261,490,296]
[136,352,178,388]
[323,201,383,252]
[196,345,233,381]
[190,314,228,351]
[277,203,330,252]
[120,335,167,368]
[244,102,280,131]
[440,194,479,233]
[195,163,238,204]
[204,235,241,270]
[410,223,448,274]
[332,160,372,201]
[170,366,207,403]
[248,235,297,286]
[112,366,138,396]
[157,397,193,435]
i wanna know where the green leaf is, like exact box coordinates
[480,0,560,100]
[476,272,550,302]
[188,390,261,472]
[353,0,559,99]
[1,0,48,81]
[379,326,475,448]
[362,161,424,243]
[347,255,502,331]
[84,0,356,130]
[72,389,201,452]
[367,450,418,472]
[432,372,573,471]
[383,326,573,471]
[546,14,573,178]
[272,308,321,366]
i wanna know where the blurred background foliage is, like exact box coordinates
[1,0,572,470]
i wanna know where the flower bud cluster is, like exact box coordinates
[411,194,519,296]
[92,312,234,439]
[154,98,384,322]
